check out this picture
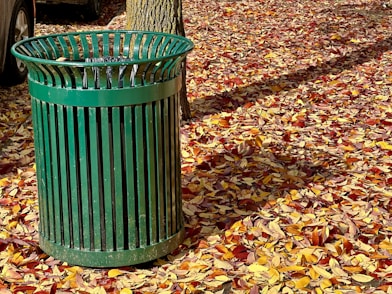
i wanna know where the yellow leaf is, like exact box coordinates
[0,231,9,239]
[249,263,268,273]
[214,258,233,270]
[0,178,10,187]
[284,241,293,252]
[11,252,23,265]
[351,89,360,96]
[352,274,374,283]
[279,265,306,272]
[66,266,83,274]
[268,268,280,284]
[320,279,332,289]
[329,258,348,277]
[270,85,282,92]
[286,224,302,235]
[120,289,133,294]
[257,255,269,265]
[12,204,21,215]
[6,221,18,230]
[369,252,390,259]
[269,221,286,239]
[92,287,107,294]
[108,269,124,278]
[378,240,392,251]
[255,191,270,199]
[312,265,333,279]
[294,276,310,289]
[222,251,235,260]
[8,188,18,197]
[204,280,227,288]
[328,79,340,86]
[309,267,319,280]
[350,39,361,43]
[304,253,318,263]
[311,187,321,196]
[343,266,363,273]
[255,136,264,147]
[330,33,341,40]
[1,265,23,282]
[342,144,356,151]
[377,141,392,151]
[181,150,191,157]
[265,52,277,58]
[215,275,231,282]
[223,154,235,161]
[63,272,76,282]
[263,174,273,184]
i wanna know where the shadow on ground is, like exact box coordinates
[191,34,392,117]
[36,0,125,26]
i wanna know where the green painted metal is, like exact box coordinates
[28,77,181,107]
[12,31,193,267]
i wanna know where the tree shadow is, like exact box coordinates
[180,139,346,251]
[191,33,392,116]
[36,0,125,26]
[174,0,392,264]
[189,0,392,117]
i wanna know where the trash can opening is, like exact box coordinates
[12,30,194,89]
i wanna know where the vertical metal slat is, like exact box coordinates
[45,102,57,242]
[135,105,147,246]
[154,100,166,241]
[77,107,91,249]
[101,108,114,250]
[162,98,171,236]
[33,99,49,238]
[145,103,158,244]
[123,106,137,249]
[88,108,102,250]
[66,106,80,249]
[169,93,177,235]
[57,106,69,246]
[112,107,124,250]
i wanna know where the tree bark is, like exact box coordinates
[126,0,191,119]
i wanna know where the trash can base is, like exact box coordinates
[39,229,185,268]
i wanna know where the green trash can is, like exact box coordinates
[12,30,193,267]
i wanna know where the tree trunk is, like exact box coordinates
[126,0,191,120]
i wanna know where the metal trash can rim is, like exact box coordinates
[11,30,194,67]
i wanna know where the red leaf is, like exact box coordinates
[12,286,36,292]
[250,285,259,294]
[366,119,379,125]
[381,120,392,126]
[232,245,249,260]
[311,229,319,246]
[292,120,305,127]
[283,131,291,142]
[50,283,57,294]
[343,238,353,253]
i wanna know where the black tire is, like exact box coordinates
[85,0,101,20]
[1,0,33,85]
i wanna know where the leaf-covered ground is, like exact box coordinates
[1,0,392,293]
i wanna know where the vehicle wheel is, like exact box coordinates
[2,0,33,85]
[85,0,101,20]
